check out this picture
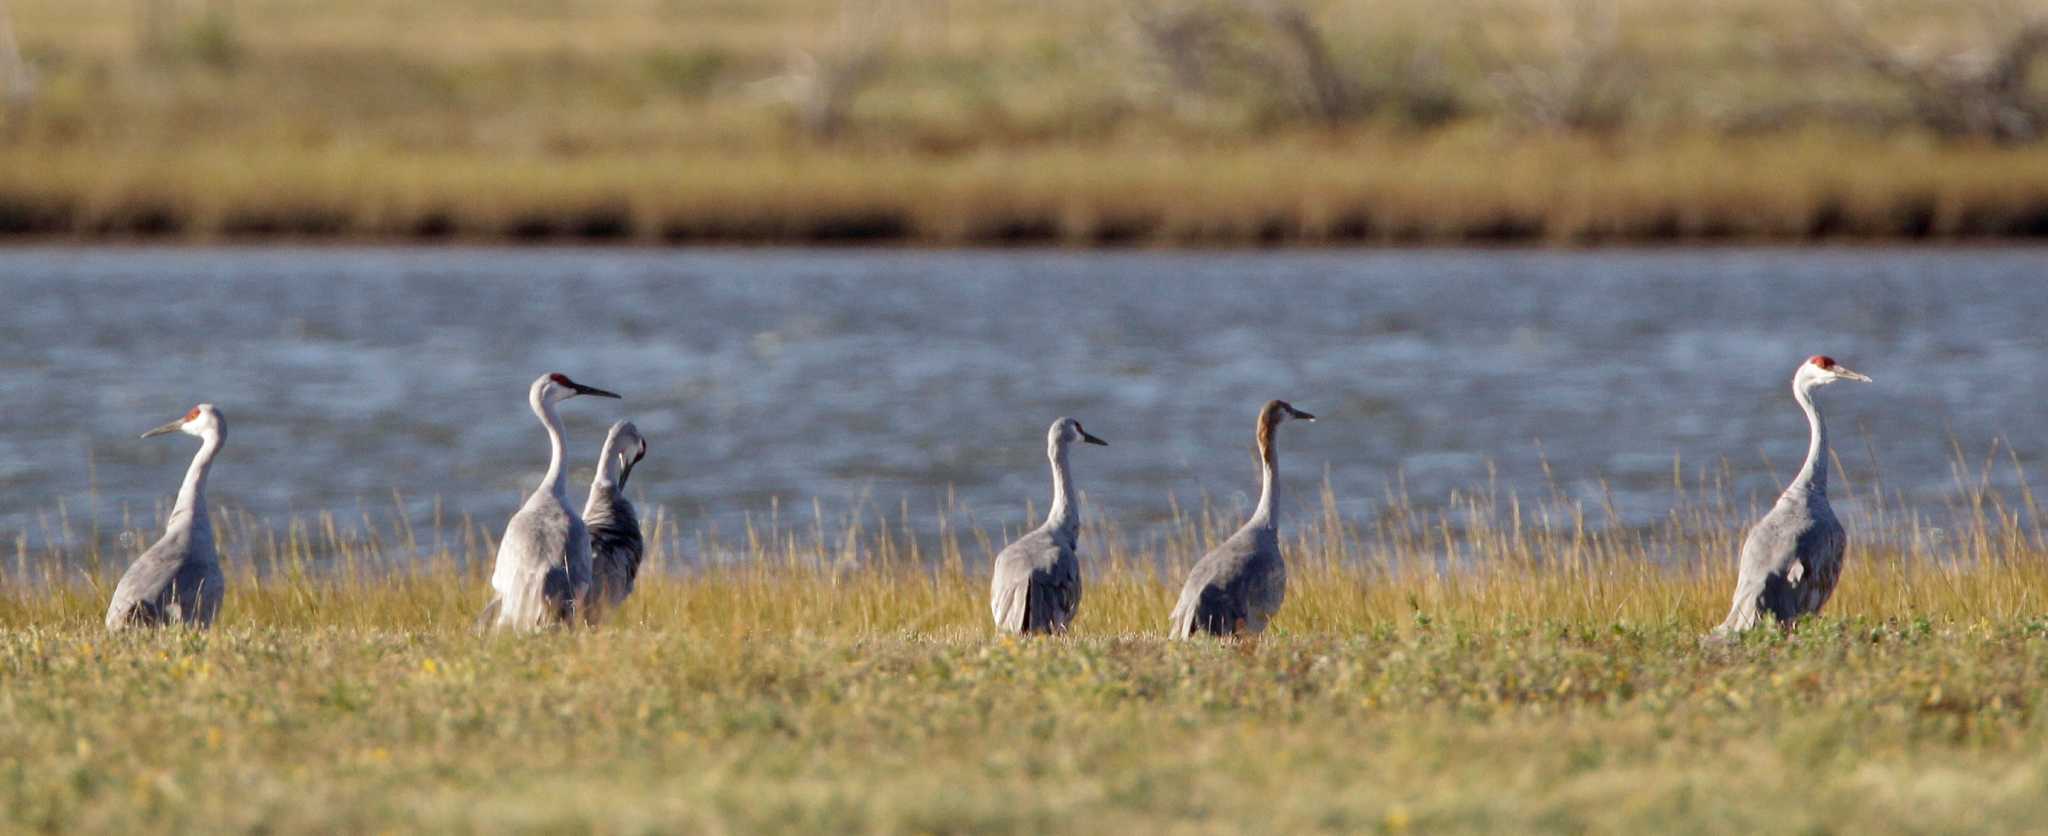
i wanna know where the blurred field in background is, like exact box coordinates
[2,0,2046,244]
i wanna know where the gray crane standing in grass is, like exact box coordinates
[482,373,621,631]
[1170,400,1315,639]
[106,404,228,631]
[1714,355,1872,635]
[990,417,1107,634]
[583,420,647,622]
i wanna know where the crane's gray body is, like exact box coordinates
[106,515,224,630]
[1170,400,1311,639]
[108,404,227,631]
[485,374,617,631]
[492,490,592,627]
[1718,490,1845,632]
[585,484,641,611]
[990,524,1082,634]
[1169,523,1286,638]
[1715,359,1866,634]
[584,421,646,618]
[990,417,1101,634]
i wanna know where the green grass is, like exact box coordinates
[6,451,2048,831]
[2,0,2046,244]
[8,617,2048,832]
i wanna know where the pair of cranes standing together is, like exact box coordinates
[988,402,1316,638]
[475,373,647,630]
[102,355,1872,638]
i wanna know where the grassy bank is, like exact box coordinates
[6,456,2048,831]
[8,610,2048,832]
[2,0,2046,245]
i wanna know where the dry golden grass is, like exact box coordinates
[5,450,2048,831]
[3,0,2045,244]
[9,441,2047,634]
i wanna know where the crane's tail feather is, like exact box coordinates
[475,598,502,633]
[993,581,1030,634]
[1167,600,1195,640]
[107,599,165,631]
[1713,590,1765,637]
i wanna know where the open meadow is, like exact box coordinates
[8,463,2048,832]
[2,0,2047,244]
[3,3,2044,826]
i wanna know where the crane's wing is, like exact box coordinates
[991,572,1031,633]
[1174,574,1247,638]
[1716,505,1813,634]
[545,520,593,624]
[1171,525,1269,637]
[1171,554,1235,638]
[489,506,571,630]
[106,531,190,630]
[1022,546,1086,634]
[990,531,1054,633]
[586,489,644,615]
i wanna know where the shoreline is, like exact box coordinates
[5,237,2048,251]
[7,136,2046,248]
[6,205,2041,247]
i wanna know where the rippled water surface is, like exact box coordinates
[3,247,2044,559]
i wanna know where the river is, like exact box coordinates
[3,246,2042,561]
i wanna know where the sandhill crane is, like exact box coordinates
[584,420,647,621]
[106,404,228,631]
[1715,355,1871,635]
[481,373,620,631]
[1170,400,1315,639]
[990,417,1107,634]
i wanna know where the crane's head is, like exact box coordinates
[1797,355,1872,388]
[1261,400,1316,425]
[1049,416,1108,449]
[533,372,622,405]
[1254,400,1314,460]
[601,420,649,486]
[141,403,222,440]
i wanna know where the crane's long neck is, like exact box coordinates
[1045,439,1078,536]
[173,428,221,524]
[1788,380,1828,499]
[1250,427,1279,530]
[535,395,569,504]
[591,436,625,493]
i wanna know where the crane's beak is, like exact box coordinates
[140,418,185,439]
[567,382,622,399]
[1288,407,1317,422]
[617,438,647,486]
[1080,429,1108,446]
[1836,367,1872,383]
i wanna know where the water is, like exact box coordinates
[2,246,2044,559]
